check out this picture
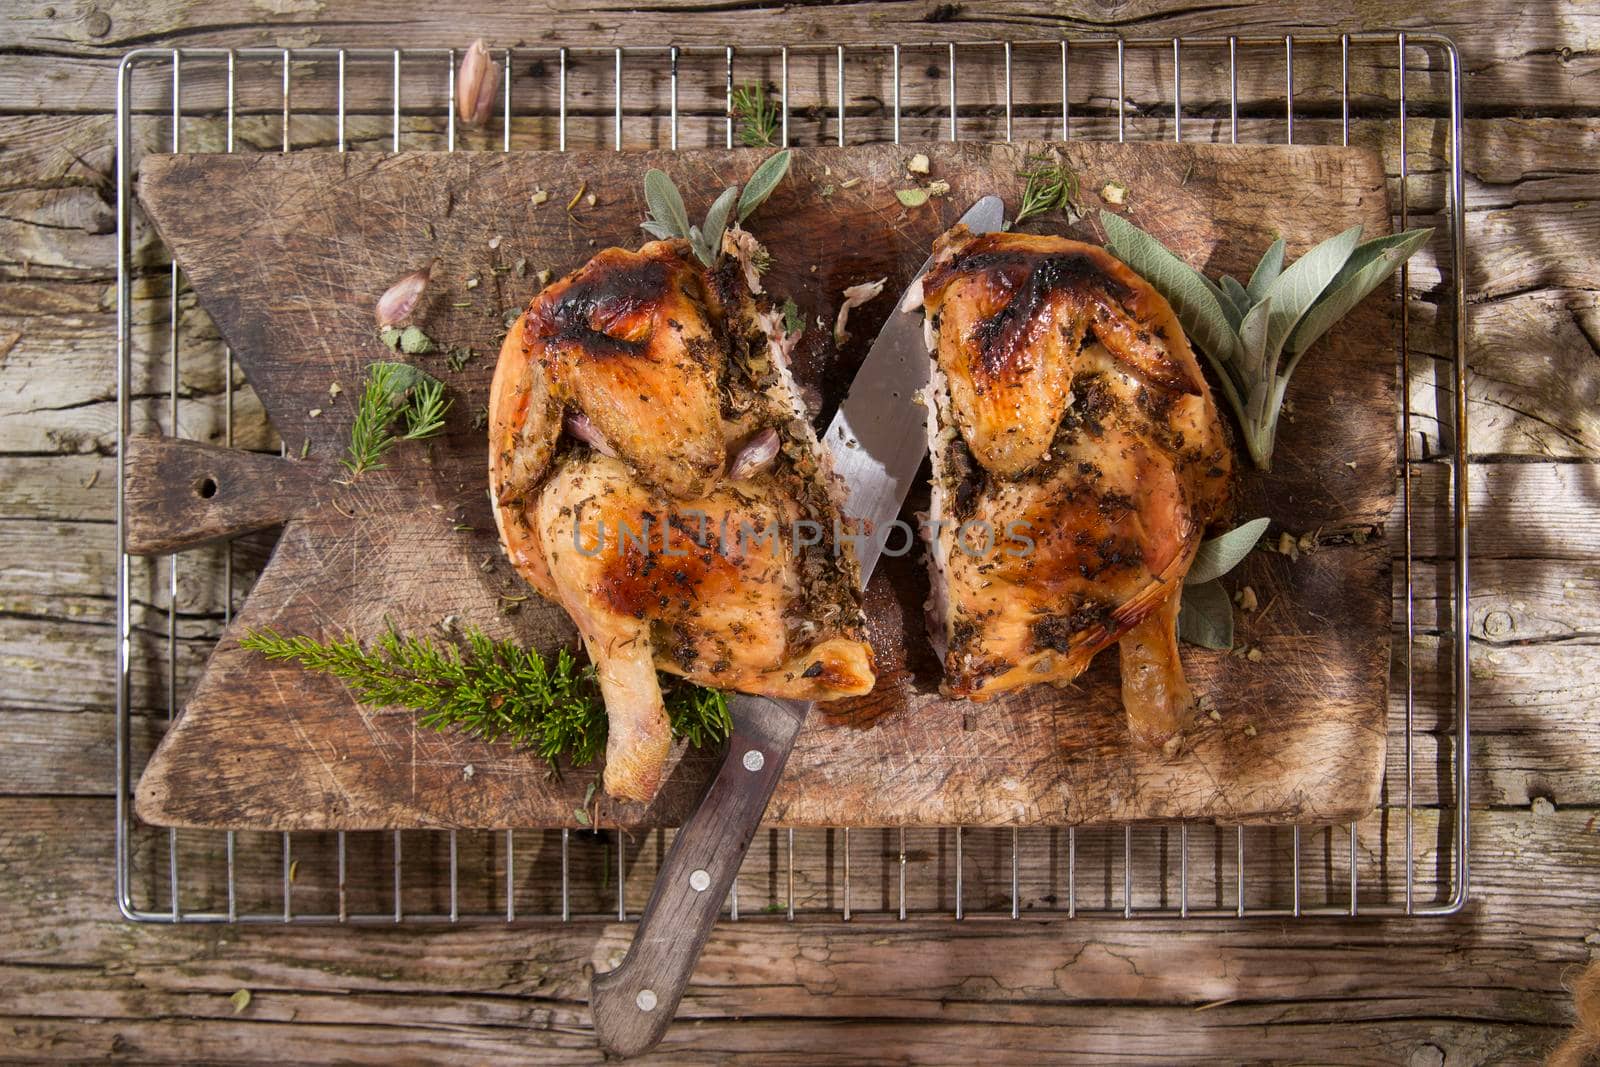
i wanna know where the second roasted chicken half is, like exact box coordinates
[490,239,875,802]
[918,226,1233,749]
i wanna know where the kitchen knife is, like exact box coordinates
[590,195,1005,1058]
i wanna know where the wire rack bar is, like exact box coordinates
[114,33,1469,925]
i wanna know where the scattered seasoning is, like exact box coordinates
[566,181,587,212]
[465,277,480,290]
[907,152,930,175]
[1208,709,1222,722]
[574,808,590,826]
[229,989,252,1015]
[463,763,476,779]
[446,346,475,372]
[927,178,951,198]
[514,256,527,277]
[81,468,100,490]
[452,523,473,532]
[288,858,300,883]
[1235,586,1258,613]
[1277,531,1299,560]
[471,406,489,431]
[1243,723,1258,737]
[488,235,502,250]
[536,269,552,286]
[1099,179,1128,205]
[840,176,861,189]
[584,192,597,208]
[328,382,342,399]
[300,438,310,459]
[531,189,549,206]
[309,407,323,418]
[1246,647,1264,663]
[1532,796,1556,816]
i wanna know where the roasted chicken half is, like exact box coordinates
[918,227,1232,749]
[490,239,875,801]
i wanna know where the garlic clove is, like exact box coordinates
[375,261,434,327]
[457,39,500,129]
[728,427,781,481]
[563,410,618,458]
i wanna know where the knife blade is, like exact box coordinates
[828,195,1004,584]
[590,197,1006,1058]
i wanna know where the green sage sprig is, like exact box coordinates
[1099,211,1432,470]
[1177,517,1269,649]
[641,149,792,267]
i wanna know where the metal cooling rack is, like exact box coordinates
[114,33,1470,924]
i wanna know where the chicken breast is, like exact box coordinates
[919,227,1232,749]
[491,239,874,801]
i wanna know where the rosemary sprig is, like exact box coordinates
[1014,154,1080,226]
[731,82,781,148]
[239,624,731,768]
[342,361,452,477]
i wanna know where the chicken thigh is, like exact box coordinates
[918,227,1232,749]
[491,239,874,801]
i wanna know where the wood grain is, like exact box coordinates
[2,1,1599,1060]
[124,140,1396,831]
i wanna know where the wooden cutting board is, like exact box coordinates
[129,140,1397,831]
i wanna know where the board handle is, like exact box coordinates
[590,693,809,1058]
[123,434,320,555]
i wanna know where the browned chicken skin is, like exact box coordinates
[920,227,1232,749]
[491,239,874,802]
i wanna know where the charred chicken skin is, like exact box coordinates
[490,239,874,802]
[919,227,1232,749]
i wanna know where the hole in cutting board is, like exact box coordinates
[195,476,219,499]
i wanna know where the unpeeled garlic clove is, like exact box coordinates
[728,427,781,481]
[457,39,500,129]
[375,261,434,327]
[563,410,618,458]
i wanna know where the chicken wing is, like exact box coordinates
[919,227,1232,749]
[491,239,874,801]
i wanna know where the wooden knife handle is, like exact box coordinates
[590,693,809,1058]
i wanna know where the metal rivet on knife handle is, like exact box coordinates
[688,868,711,892]
[635,989,658,1012]
[742,749,765,772]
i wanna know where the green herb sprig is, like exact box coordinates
[1176,517,1270,649]
[1100,211,1433,470]
[343,361,452,477]
[641,149,792,267]
[730,82,781,148]
[1014,154,1081,226]
[239,624,731,769]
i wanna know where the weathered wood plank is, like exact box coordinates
[2,2,1595,114]
[0,797,1591,1063]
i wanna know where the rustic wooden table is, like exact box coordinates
[3,3,1597,1063]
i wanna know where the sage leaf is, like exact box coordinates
[1100,211,1239,370]
[1235,295,1273,384]
[737,149,792,221]
[1246,236,1286,303]
[1260,224,1363,373]
[1186,517,1270,585]
[1220,275,1253,325]
[701,185,740,263]
[640,219,678,241]
[1177,578,1234,649]
[644,168,690,239]
[1284,227,1434,359]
